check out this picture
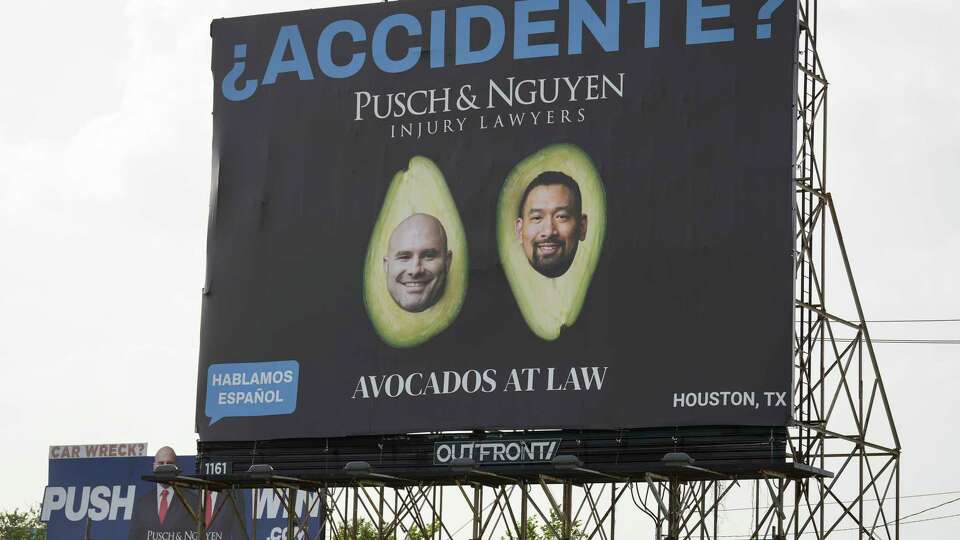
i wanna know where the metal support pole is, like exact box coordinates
[320,488,328,540]
[699,482,705,540]
[521,482,528,540]
[610,482,616,540]
[198,488,206,540]
[713,482,719,540]
[353,487,359,540]
[288,488,296,540]
[667,480,680,540]
[473,485,482,540]
[378,486,385,540]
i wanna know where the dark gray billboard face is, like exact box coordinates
[199,0,797,441]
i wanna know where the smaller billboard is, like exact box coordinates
[43,449,323,540]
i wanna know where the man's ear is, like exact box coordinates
[383,256,388,274]
[515,218,523,242]
[578,214,588,241]
[446,250,453,271]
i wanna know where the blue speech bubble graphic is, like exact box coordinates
[205,360,299,425]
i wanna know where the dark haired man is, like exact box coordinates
[515,171,588,278]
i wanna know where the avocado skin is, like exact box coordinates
[497,144,607,341]
[363,157,468,348]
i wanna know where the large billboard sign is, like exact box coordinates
[198,0,797,441]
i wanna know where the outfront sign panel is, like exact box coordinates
[199,0,797,440]
[434,439,562,465]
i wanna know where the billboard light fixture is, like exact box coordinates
[246,464,275,479]
[552,455,626,482]
[344,461,372,477]
[661,452,725,479]
[153,464,180,481]
[450,458,476,474]
[343,461,403,482]
[661,452,695,467]
[551,455,583,470]
[448,458,517,482]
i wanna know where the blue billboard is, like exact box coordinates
[43,455,323,540]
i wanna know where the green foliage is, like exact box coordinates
[0,505,46,540]
[501,510,586,540]
[501,516,540,540]
[336,519,383,540]
[403,519,441,540]
[335,518,440,540]
[406,521,440,540]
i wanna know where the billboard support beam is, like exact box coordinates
[790,2,901,540]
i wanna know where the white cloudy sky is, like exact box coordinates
[1,0,957,537]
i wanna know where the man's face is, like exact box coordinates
[515,184,587,278]
[384,214,452,313]
[153,448,176,472]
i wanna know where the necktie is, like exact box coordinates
[205,491,213,527]
[158,488,169,524]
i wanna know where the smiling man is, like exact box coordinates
[384,213,453,312]
[515,172,588,278]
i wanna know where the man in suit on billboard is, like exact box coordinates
[128,447,197,539]
[201,487,246,540]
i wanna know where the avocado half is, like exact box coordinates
[363,156,468,348]
[496,144,606,341]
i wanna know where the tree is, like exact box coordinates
[501,510,585,540]
[403,519,441,540]
[336,519,383,540]
[501,516,540,540]
[334,518,439,540]
[0,505,46,540]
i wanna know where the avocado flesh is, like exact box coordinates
[364,156,468,348]
[497,144,606,341]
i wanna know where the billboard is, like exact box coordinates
[198,0,797,441]
[43,452,322,540]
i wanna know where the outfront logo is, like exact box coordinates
[434,439,561,465]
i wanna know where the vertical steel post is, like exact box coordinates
[378,486,385,540]
[520,481,528,540]
[352,487,359,540]
[610,482,616,540]
[667,480,680,540]
[319,488,327,540]
[473,485,482,540]
[198,489,206,540]
[287,488,296,540]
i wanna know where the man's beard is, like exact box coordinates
[531,239,574,278]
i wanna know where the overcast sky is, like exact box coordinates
[1,0,958,537]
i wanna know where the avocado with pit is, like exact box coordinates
[496,144,606,341]
[363,156,468,348]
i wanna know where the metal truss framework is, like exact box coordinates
[789,1,901,539]
[173,1,899,539]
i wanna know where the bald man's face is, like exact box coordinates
[153,448,176,471]
[384,215,452,313]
